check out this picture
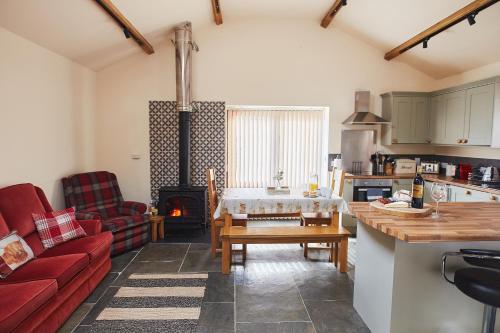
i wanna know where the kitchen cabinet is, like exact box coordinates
[393,179,412,193]
[424,182,499,203]
[450,185,498,202]
[383,76,500,147]
[381,93,429,145]
[443,90,467,145]
[464,84,495,145]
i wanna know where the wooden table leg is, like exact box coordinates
[338,236,348,273]
[222,239,231,274]
[159,219,165,240]
[211,221,217,259]
[151,222,158,242]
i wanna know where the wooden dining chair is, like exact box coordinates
[301,168,346,265]
[207,169,247,259]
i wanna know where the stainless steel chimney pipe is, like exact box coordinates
[173,22,198,187]
[173,22,198,112]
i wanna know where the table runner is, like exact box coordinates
[214,188,348,219]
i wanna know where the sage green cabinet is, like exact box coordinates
[449,185,498,203]
[393,179,412,193]
[381,93,429,145]
[429,95,446,144]
[384,77,499,147]
[443,90,467,145]
[464,84,495,145]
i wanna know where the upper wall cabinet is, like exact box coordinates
[381,93,429,145]
[383,76,500,147]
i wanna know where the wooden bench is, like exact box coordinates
[220,214,350,274]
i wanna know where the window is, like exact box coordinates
[226,106,329,188]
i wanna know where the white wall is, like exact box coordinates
[0,27,96,208]
[430,61,500,159]
[96,18,435,202]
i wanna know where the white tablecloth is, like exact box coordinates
[214,187,348,219]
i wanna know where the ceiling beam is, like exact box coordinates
[211,0,223,25]
[94,0,154,55]
[384,0,499,61]
[321,0,346,28]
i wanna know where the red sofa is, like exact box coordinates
[0,183,113,333]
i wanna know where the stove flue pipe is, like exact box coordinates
[173,22,198,187]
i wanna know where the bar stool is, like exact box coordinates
[442,249,500,333]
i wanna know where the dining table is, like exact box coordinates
[214,187,348,219]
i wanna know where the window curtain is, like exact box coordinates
[226,107,327,188]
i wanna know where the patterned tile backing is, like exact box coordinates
[149,101,226,202]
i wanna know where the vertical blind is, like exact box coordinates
[226,107,327,188]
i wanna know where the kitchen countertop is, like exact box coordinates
[345,173,500,195]
[349,201,500,243]
[422,174,500,195]
[344,173,414,180]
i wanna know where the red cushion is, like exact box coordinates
[0,184,46,237]
[32,208,86,249]
[0,254,89,289]
[0,280,57,333]
[40,232,113,262]
[0,214,9,238]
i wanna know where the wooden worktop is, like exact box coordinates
[422,174,500,195]
[345,173,500,195]
[349,202,500,243]
[345,173,414,179]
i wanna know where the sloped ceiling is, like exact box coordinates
[0,0,499,78]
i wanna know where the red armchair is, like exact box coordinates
[62,171,150,256]
[0,183,113,333]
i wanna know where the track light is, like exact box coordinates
[123,28,131,39]
[341,0,347,6]
[423,38,429,49]
[467,13,477,26]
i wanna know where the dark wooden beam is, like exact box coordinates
[94,0,154,55]
[321,0,345,28]
[385,0,499,60]
[211,0,223,25]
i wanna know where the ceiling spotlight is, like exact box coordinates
[423,38,429,49]
[341,0,347,6]
[467,13,477,26]
[123,28,131,39]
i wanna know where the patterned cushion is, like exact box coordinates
[102,215,150,233]
[0,232,35,278]
[32,208,87,249]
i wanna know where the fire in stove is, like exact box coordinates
[170,208,182,217]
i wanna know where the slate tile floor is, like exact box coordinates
[59,232,367,332]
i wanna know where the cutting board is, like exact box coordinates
[369,201,433,218]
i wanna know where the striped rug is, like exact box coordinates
[90,273,207,332]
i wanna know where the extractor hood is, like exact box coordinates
[342,91,390,125]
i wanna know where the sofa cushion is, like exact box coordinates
[0,279,57,333]
[32,208,87,249]
[0,184,46,237]
[0,214,9,238]
[103,214,150,233]
[40,232,113,262]
[0,232,35,278]
[0,254,89,289]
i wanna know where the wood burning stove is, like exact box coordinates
[156,22,206,234]
[158,186,207,232]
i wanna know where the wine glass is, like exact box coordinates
[431,183,447,218]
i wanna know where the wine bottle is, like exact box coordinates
[411,166,424,209]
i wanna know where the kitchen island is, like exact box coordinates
[350,202,500,333]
